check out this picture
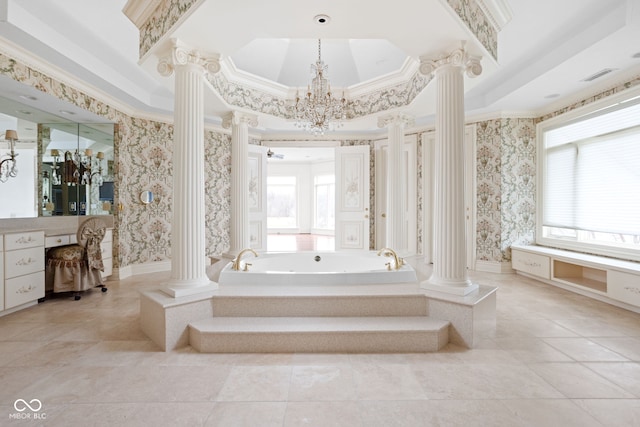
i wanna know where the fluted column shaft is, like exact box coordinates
[223,112,258,256]
[158,40,220,297]
[430,64,470,287]
[419,45,482,296]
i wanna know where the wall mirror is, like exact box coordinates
[40,123,115,217]
[140,190,154,204]
[0,93,114,219]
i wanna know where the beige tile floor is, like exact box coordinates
[1,270,640,426]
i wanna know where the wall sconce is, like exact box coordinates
[0,129,19,183]
[50,149,62,185]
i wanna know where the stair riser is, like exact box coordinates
[212,296,427,317]
[190,329,448,353]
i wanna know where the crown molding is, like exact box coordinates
[122,0,163,28]
[348,57,419,98]
[221,58,290,97]
[476,0,513,31]
[533,67,640,119]
[0,35,176,125]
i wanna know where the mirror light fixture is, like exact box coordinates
[0,129,19,183]
[294,39,347,135]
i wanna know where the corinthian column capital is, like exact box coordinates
[419,43,482,78]
[222,111,259,129]
[157,39,220,77]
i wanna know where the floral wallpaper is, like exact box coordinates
[474,118,536,263]
[446,0,498,60]
[117,117,174,266]
[138,0,201,59]
[204,130,232,255]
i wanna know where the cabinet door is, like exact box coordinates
[608,270,640,307]
[511,249,550,279]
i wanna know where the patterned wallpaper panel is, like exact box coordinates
[138,0,200,58]
[474,118,536,263]
[204,130,232,256]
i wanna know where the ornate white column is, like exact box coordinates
[222,111,258,257]
[158,39,220,297]
[419,46,482,296]
[378,114,414,252]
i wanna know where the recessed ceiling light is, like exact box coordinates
[314,14,331,25]
[16,110,32,115]
[59,110,76,115]
[544,93,560,99]
[19,95,38,101]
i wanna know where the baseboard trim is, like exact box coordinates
[474,260,514,274]
[114,260,171,280]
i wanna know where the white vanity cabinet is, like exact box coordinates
[3,230,45,312]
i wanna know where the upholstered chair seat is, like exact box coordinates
[45,217,107,299]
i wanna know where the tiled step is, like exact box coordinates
[189,316,449,353]
[211,294,428,317]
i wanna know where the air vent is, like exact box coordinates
[581,68,617,82]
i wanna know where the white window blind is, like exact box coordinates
[543,101,640,236]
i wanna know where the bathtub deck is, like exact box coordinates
[189,316,450,353]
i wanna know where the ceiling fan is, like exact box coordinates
[266,148,284,159]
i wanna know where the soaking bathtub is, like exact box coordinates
[218,251,418,286]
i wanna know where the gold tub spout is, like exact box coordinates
[376,247,404,271]
[232,248,258,271]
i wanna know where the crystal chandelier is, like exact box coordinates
[0,130,19,183]
[294,39,347,135]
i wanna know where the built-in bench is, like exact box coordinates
[511,244,640,313]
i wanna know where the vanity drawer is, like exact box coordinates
[5,231,45,251]
[46,235,70,248]
[5,271,45,309]
[512,249,550,279]
[4,247,45,279]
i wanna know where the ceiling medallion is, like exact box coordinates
[294,39,347,135]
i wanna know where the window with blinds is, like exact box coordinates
[539,97,640,260]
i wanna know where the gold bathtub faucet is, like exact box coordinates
[232,248,258,271]
[377,247,404,271]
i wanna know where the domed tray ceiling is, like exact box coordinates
[229,38,409,88]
